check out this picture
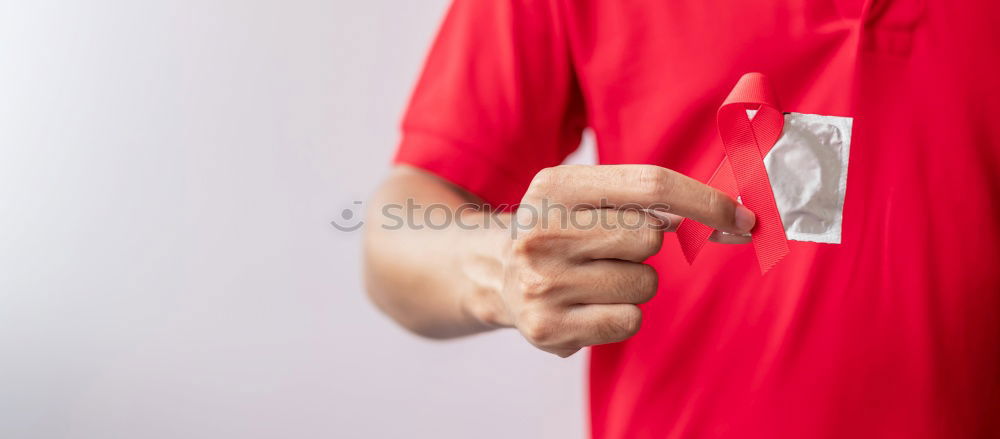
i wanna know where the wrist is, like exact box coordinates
[456,211,514,329]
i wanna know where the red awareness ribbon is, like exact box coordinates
[675,72,789,273]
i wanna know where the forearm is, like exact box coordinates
[363,166,511,339]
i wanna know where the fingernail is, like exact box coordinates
[734,205,756,233]
[647,209,670,222]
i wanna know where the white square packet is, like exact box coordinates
[761,112,852,244]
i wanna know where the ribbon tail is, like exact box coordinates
[718,109,789,273]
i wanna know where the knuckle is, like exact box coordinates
[614,307,643,339]
[510,228,549,256]
[596,307,642,342]
[705,189,732,221]
[510,238,534,258]
[617,219,662,261]
[519,311,559,345]
[636,265,659,302]
[705,189,720,211]
[639,225,664,257]
[518,271,556,300]
[527,166,567,197]
[636,166,672,199]
[531,167,556,189]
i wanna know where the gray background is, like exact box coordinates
[0,1,595,437]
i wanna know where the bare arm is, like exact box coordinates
[363,166,509,339]
[363,164,755,355]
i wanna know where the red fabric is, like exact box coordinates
[394,0,1000,437]
[677,73,790,273]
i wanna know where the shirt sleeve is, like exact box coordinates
[393,0,587,207]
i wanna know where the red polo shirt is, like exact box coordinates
[394,1,1000,437]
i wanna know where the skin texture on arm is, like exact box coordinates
[364,164,755,356]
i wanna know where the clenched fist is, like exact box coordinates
[482,165,756,357]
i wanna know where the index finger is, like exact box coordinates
[523,164,755,235]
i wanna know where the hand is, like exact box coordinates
[485,165,755,357]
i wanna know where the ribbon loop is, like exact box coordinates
[676,73,789,273]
